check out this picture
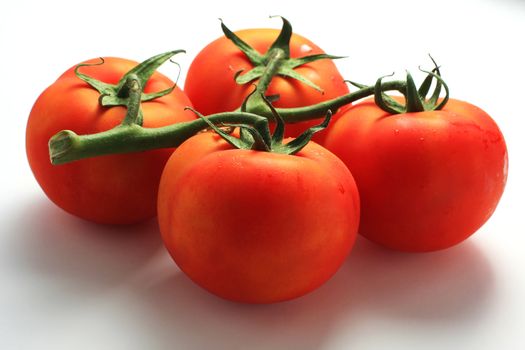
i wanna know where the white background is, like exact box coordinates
[1,0,524,349]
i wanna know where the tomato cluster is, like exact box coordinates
[26,18,507,303]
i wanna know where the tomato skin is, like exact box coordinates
[26,57,195,224]
[157,132,360,303]
[324,98,508,252]
[184,28,349,144]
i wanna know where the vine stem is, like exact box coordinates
[277,80,407,122]
[49,112,268,165]
[48,79,407,165]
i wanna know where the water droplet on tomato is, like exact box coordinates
[394,129,400,135]
[419,137,425,141]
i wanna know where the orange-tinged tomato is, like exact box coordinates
[26,57,195,224]
[158,132,360,303]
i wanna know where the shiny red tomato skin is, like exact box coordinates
[157,132,360,303]
[324,98,508,252]
[26,57,195,224]
[184,28,349,144]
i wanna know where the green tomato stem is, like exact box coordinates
[49,112,268,165]
[242,48,286,115]
[121,74,143,125]
[257,48,285,95]
[276,80,407,122]
[48,80,407,165]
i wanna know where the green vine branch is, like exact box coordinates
[48,79,407,165]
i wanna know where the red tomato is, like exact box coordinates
[26,57,195,224]
[157,132,360,303]
[324,98,508,252]
[184,28,349,144]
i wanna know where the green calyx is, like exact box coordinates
[370,56,450,114]
[74,50,184,111]
[194,94,331,155]
[221,16,344,92]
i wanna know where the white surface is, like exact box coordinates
[1,0,524,349]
